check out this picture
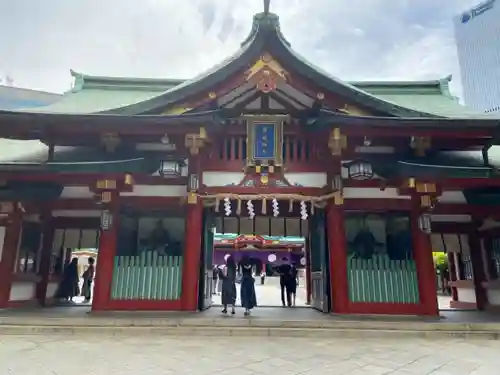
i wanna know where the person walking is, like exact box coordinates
[220,255,237,315]
[239,255,257,316]
[55,258,79,303]
[288,262,299,307]
[212,265,219,295]
[81,257,95,303]
[275,257,292,307]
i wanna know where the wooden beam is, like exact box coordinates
[0,172,188,186]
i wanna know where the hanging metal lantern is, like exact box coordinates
[346,160,374,180]
[159,160,180,177]
[188,174,199,191]
[418,214,432,234]
[100,210,113,230]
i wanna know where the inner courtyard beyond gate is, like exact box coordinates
[2,4,500,316]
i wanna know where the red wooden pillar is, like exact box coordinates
[326,203,349,314]
[0,206,22,308]
[36,211,54,306]
[92,201,119,311]
[411,205,439,316]
[181,197,203,311]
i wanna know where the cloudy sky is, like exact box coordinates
[0,0,481,97]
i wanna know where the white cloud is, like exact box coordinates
[0,0,484,98]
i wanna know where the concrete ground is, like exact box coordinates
[1,334,500,375]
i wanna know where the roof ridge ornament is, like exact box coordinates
[263,0,270,14]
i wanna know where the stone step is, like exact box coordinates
[1,315,500,339]
[1,324,500,339]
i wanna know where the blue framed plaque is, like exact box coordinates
[254,123,276,159]
[246,115,284,166]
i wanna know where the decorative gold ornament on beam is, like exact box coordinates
[328,128,347,156]
[187,192,198,204]
[410,136,431,157]
[185,127,208,155]
[246,53,287,93]
[333,191,344,206]
[96,179,117,190]
[100,191,113,204]
[100,133,121,153]
[420,195,436,208]
[339,104,369,116]
[124,174,134,186]
[407,177,416,189]
[416,182,437,194]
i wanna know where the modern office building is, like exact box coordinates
[454,0,500,113]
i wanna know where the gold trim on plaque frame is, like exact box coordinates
[245,115,286,167]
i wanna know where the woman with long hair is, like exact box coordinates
[55,258,79,302]
[239,255,257,316]
[220,255,237,315]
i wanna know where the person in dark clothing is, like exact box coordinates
[239,255,257,316]
[220,256,237,315]
[212,265,218,295]
[81,257,95,302]
[55,258,79,302]
[288,262,299,307]
[275,257,293,307]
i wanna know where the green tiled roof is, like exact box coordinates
[353,77,489,118]
[22,70,182,114]
[24,72,489,118]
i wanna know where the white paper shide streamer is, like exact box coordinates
[224,197,232,216]
[247,200,255,219]
[272,198,279,217]
[300,201,308,220]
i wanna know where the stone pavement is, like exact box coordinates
[213,276,308,307]
[1,334,500,375]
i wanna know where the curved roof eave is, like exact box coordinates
[315,109,500,128]
[266,32,444,118]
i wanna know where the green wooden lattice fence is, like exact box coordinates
[347,255,419,304]
[111,253,183,300]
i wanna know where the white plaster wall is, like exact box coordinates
[0,226,5,262]
[284,173,327,187]
[46,282,59,299]
[457,287,477,304]
[202,172,244,187]
[487,290,500,305]
[61,186,94,198]
[343,187,410,199]
[121,185,186,197]
[438,191,467,204]
[9,282,36,301]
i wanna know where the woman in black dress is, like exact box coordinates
[220,255,237,315]
[55,258,79,302]
[239,255,257,316]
